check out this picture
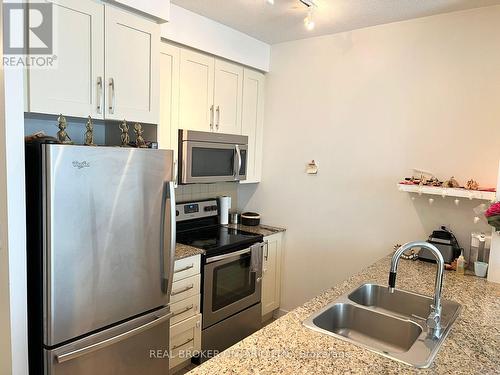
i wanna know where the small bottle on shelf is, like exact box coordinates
[456,251,465,275]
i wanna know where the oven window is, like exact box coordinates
[212,255,255,311]
[191,147,234,177]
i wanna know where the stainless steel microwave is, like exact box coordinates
[178,130,248,184]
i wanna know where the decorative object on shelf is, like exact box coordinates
[485,202,500,231]
[306,160,318,175]
[119,119,130,147]
[443,176,460,188]
[84,116,95,146]
[465,179,479,190]
[56,114,73,144]
[134,123,147,148]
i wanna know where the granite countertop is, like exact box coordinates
[175,243,205,260]
[188,255,500,374]
[225,223,286,237]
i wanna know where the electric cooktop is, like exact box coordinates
[176,225,262,255]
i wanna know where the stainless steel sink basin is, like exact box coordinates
[303,284,461,368]
[348,284,460,326]
[312,303,422,353]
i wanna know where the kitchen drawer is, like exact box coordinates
[170,294,200,325]
[169,313,202,369]
[173,255,201,282]
[170,274,200,304]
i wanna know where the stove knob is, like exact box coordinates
[204,206,211,212]
[176,210,179,216]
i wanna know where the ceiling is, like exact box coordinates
[171,0,500,44]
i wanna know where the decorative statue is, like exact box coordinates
[84,116,95,146]
[466,179,479,190]
[56,114,73,144]
[134,123,146,148]
[119,120,130,146]
[443,176,460,188]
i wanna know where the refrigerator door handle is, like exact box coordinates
[55,312,173,364]
[161,180,176,295]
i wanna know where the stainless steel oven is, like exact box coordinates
[178,130,248,184]
[203,244,263,329]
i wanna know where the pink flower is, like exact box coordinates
[485,202,500,217]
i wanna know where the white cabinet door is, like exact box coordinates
[262,233,283,316]
[213,59,243,134]
[241,68,265,183]
[159,42,180,181]
[28,0,104,119]
[178,49,215,132]
[105,5,160,123]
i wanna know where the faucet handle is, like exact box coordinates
[426,311,441,330]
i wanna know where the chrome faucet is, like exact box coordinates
[388,241,445,334]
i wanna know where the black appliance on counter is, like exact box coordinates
[176,199,264,361]
[419,226,462,264]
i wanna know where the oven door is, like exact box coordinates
[203,244,262,329]
[181,141,247,184]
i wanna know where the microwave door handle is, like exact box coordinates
[161,181,176,295]
[234,145,242,180]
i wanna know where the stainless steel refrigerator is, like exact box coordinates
[25,142,176,374]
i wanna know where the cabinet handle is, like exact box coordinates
[172,304,194,317]
[264,241,269,261]
[209,105,214,130]
[171,284,194,296]
[108,78,115,114]
[216,105,220,131]
[172,338,193,350]
[174,264,194,274]
[96,76,103,114]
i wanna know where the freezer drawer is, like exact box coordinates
[44,308,171,375]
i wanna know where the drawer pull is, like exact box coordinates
[174,264,194,274]
[172,304,194,317]
[171,284,194,296]
[172,338,193,350]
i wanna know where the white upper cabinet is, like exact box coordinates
[241,68,265,183]
[105,5,160,123]
[178,49,215,132]
[159,42,180,150]
[28,0,104,119]
[159,41,180,183]
[27,1,159,124]
[213,59,243,134]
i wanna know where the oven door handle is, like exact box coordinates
[206,248,251,263]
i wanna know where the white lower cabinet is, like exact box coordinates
[170,255,202,370]
[169,313,202,369]
[261,232,284,316]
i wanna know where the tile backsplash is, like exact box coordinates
[175,182,238,209]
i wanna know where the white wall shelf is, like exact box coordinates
[397,184,496,201]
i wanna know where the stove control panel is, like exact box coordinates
[176,199,218,222]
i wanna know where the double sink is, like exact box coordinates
[303,283,461,368]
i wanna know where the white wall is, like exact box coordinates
[239,6,500,311]
[161,4,270,72]
[0,63,29,375]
